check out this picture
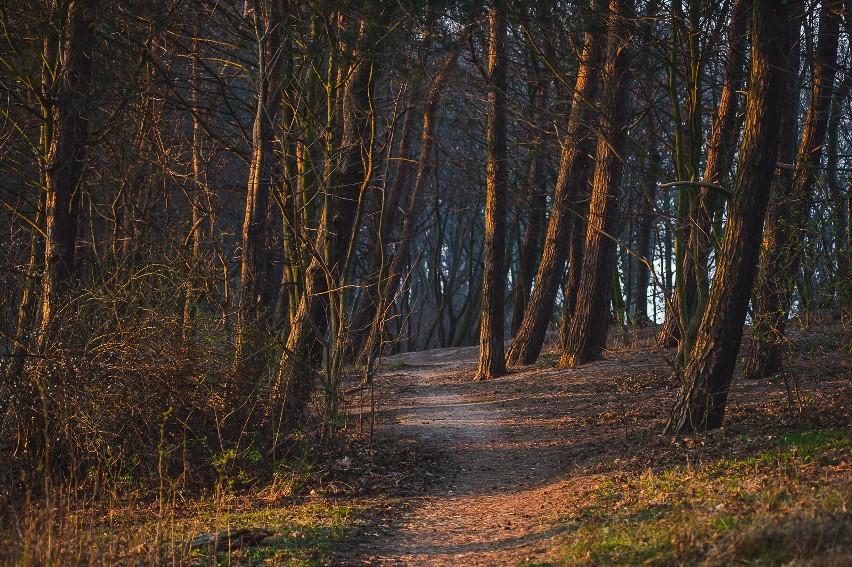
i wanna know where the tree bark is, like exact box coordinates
[665,0,795,434]
[556,199,589,350]
[746,0,839,379]
[475,1,509,381]
[510,75,549,337]
[504,0,604,366]
[235,1,286,378]
[560,0,635,368]
[274,17,376,435]
[38,0,98,345]
[675,0,752,357]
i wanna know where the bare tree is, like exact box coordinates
[666,0,796,433]
[560,0,635,367]
[235,0,286,379]
[505,0,604,366]
[476,0,509,381]
[38,0,99,345]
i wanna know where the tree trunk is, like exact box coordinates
[746,0,839,379]
[656,0,751,349]
[740,8,802,379]
[665,0,795,434]
[828,68,851,305]
[633,25,663,327]
[634,145,659,326]
[235,2,285,378]
[504,0,604,366]
[675,0,752,358]
[475,1,508,381]
[183,37,209,342]
[39,0,98,345]
[274,19,376,436]
[4,20,57,400]
[557,191,591,349]
[560,0,635,368]
[511,74,549,336]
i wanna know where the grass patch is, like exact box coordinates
[3,492,365,566]
[189,499,362,565]
[379,360,411,371]
[554,427,851,566]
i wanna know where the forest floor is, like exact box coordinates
[3,324,849,565]
[333,323,851,565]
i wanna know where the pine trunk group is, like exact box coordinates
[1,0,850,472]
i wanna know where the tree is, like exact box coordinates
[38,0,99,345]
[664,0,752,359]
[358,28,470,373]
[746,0,840,379]
[684,0,751,333]
[560,0,635,367]
[476,0,509,381]
[666,0,796,433]
[234,0,286,379]
[510,63,549,337]
[504,0,604,366]
[274,8,380,435]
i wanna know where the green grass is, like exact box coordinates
[4,489,366,566]
[553,427,851,566]
[190,499,362,565]
[379,360,411,371]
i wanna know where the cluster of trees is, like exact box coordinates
[1,0,849,483]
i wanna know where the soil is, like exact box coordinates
[336,328,851,566]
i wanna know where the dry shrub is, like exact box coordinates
[1,261,279,497]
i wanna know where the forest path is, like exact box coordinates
[335,330,850,566]
[342,343,634,566]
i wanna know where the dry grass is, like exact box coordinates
[546,428,850,566]
[2,477,367,565]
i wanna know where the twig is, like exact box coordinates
[658,180,733,199]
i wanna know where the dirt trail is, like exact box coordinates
[346,345,598,566]
[339,331,850,565]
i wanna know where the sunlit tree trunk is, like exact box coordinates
[476,0,508,381]
[676,0,752,357]
[38,0,98,346]
[746,0,839,379]
[505,0,604,366]
[666,0,795,433]
[183,37,208,342]
[560,0,635,367]
[234,1,285,378]
[5,10,58,392]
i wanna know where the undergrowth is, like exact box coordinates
[4,488,363,566]
[0,447,376,565]
[554,428,851,566]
